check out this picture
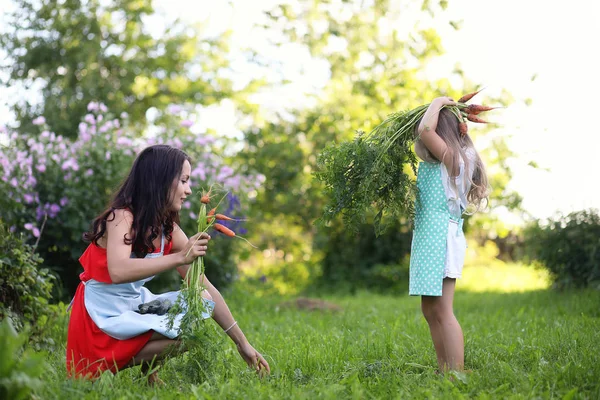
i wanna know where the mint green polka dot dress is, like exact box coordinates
[409,161,456,296]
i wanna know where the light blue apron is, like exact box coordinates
[81,234,215,340]
[409,162,463,296]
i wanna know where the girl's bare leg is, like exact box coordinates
[421,278,464,371]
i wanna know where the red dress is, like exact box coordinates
[66,240,173,379]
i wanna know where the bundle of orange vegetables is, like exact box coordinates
[168,187,253,339]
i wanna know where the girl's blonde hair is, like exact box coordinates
[416,108,490,213]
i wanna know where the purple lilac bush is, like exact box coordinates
[0,102,265,295]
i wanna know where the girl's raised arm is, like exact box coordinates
[417,97,459,175]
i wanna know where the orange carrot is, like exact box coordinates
[465,104,498,115]
[466,114,488,123]
[458,89,483,104]
[214,223,235,237]
[459,122,468,136]
[215,213,235,221]
[207,208,216,216]
[200,195,210,204]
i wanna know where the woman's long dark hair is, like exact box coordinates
[83,145,191,257]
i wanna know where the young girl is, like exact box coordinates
[66,144,270,383]
[410,96,489,372]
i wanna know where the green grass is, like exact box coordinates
[15,265,600,399]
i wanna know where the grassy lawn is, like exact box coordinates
[19,264,600,399]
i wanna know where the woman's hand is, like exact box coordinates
[179,232,210,265]
[237,341,271,376]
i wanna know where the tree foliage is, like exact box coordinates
[0,0,243,137]
[240,0,520,289]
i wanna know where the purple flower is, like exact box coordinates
[79,123,91,141]
[117,137,132,146]
[99,103,108,113]
[105,151,111,160]
[183,201,191,209]
[60,197,69,206]
[84,114,96,125]
[32,227,40,237]
[41,130,50,138]
[36,206,45,221]
[168,104,183,115]
[32,116,46,125]
[23,193,34,204]
[180,119,194,128]
[61,158,80,171]
[195,137,210,146]
[24,222,34,230]
[191,165,206,180]
[217,166,234,180]
[224,176,241,191]
[87,102,99,112]
[99,122,112,133]
[190,212,197,219]
[49,203,61,217]
[85,169,94,177]
[120,112,128,119]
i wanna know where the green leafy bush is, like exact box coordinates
[524,209,600,289]
[0,319,46,400]
[0,219,54,333]
[316,219,412,292]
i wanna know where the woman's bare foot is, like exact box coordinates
[147,371,165,386]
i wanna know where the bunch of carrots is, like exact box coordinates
[455,89,498,135]
[181,187,253,333]
[372,88,497,167]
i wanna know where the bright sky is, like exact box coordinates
[2,0,599,221]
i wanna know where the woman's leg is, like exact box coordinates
[120,332,178,385]
[129,289,214,383]
[130,332,180,365]
[421,278,464,371]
